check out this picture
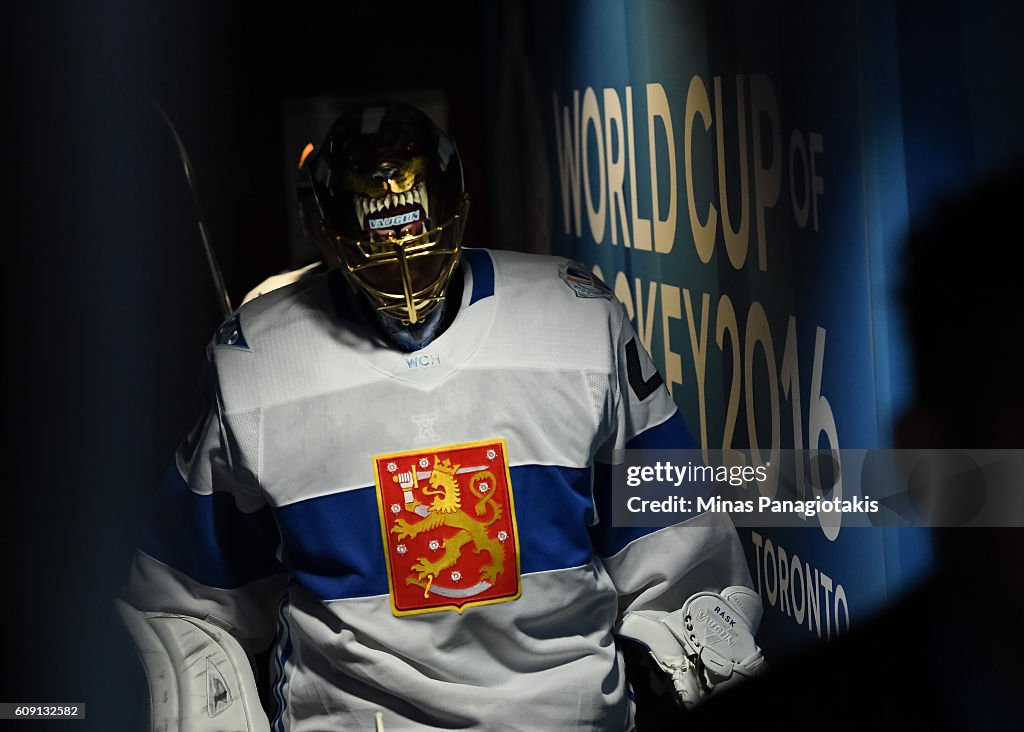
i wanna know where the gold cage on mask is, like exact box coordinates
[331,196,469,325]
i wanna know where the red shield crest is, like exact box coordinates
[373,438,521,616]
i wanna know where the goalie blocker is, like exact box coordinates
[618,586,767,709]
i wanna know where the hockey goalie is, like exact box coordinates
[118,101,766,731]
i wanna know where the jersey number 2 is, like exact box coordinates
[625,338,664,401]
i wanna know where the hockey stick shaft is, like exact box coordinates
[154,102,233,320]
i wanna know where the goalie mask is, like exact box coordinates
[304,102,469,325]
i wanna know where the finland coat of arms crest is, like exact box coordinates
[373,438,521,616]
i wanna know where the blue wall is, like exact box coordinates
[483,0,1024,655]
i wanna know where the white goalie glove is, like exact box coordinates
[116,599,270,732]
[618,586,767,709]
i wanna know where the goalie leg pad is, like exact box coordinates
[115,599,270,732]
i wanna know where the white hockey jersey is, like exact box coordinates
[122,248,753,731]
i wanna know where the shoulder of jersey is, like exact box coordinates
[488,248,621,315]
[212,271,330,353]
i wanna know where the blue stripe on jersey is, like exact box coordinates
[463,248,494,304]
[515,465,594,573]
[274,464,594,601]
[140,463,286,589]
[625,410,695,450]
[590,411,697,558]
[275,486,386,597]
